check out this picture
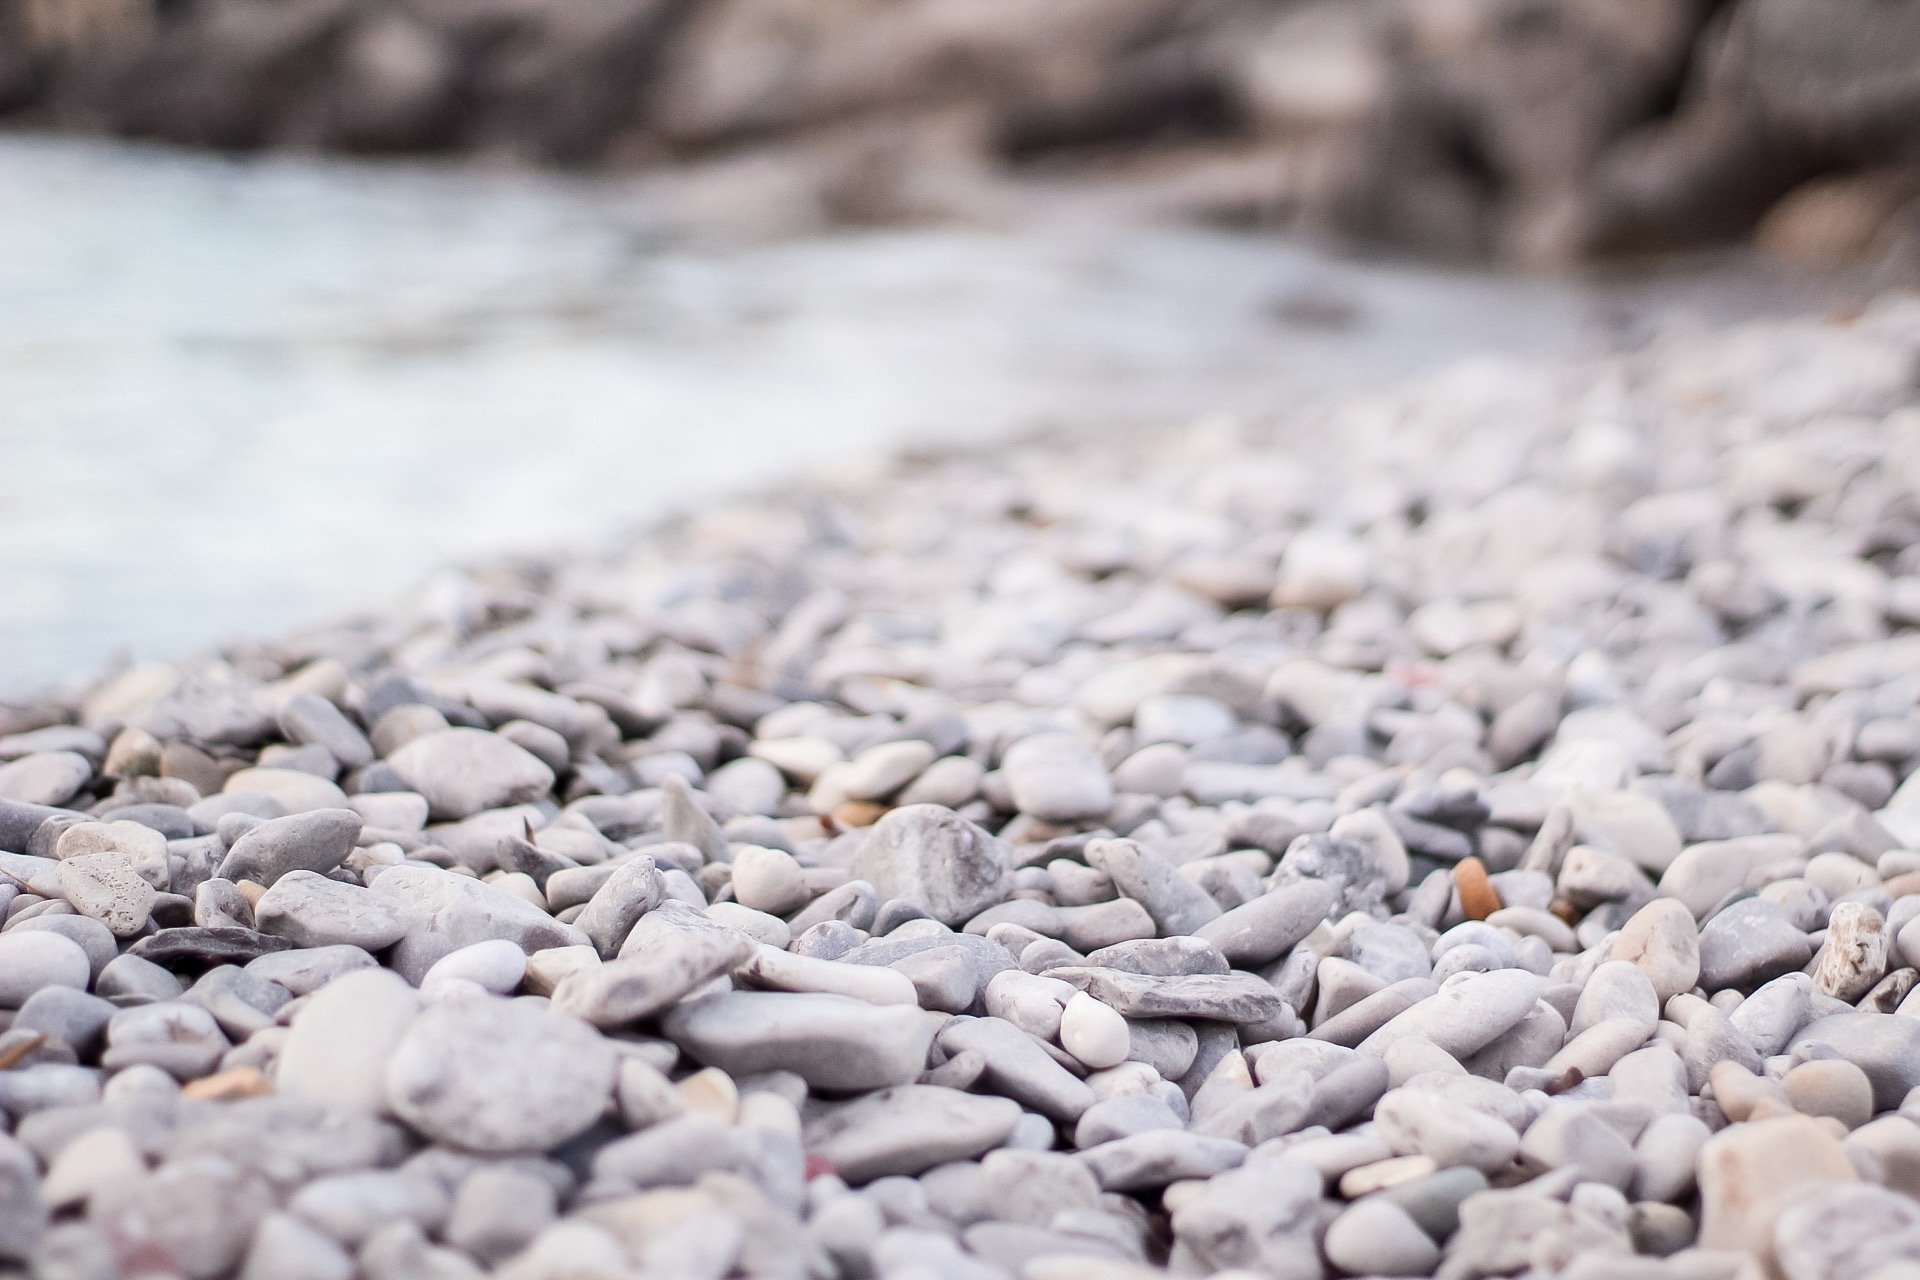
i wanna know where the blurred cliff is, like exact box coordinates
[3,0,1918,268]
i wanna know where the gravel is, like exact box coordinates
[2,300,1920,1276]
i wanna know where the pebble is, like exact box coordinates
[1812,901,1889,1002]
[53,852,156,937]
[276,694,374,769]
[552,905,752,1028]
[1696,898,1814,991]
[216,808,363,885]
[274,968,422,1112]
[1696,1113,1856,1254]
[1002,733,1114,823]
[385,997,617,1152]
[1610,898,1701,1003]
[663,990,934,1091]
[0,751,92,806]
[1086,838,1222,935]
[385,728,556,820]
[850,805,1009,926]
[1058,992,1130,1069]
[0,932,91,1007]
[1359,970,1542,1059]
[255,871,414,950]
[420,938,527,996]
[1193,879,1335,966]
[1324,1197,1443,1276]
[805,1085,1023,1183]
[729,845,812,916]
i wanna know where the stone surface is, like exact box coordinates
[850,805,1009,926]
[805,1086,1024,1183]
[386,728,555,820]
[385,997,617,1152]
[217,809,363,885]
[662,991,934,1092]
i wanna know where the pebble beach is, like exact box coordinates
[4,295,1920,1280]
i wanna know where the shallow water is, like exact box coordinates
[0,135,1822,694]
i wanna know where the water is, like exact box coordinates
[0,135,1810,695]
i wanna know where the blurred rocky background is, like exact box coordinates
[2,0,1918,269]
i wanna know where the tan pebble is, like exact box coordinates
[1884,871,1920,898]
[832,801,888,829]
[1452,858,1500,921]
[1709,1061,1785,1123]
[677,1067,739,1124]
[234,880,266,906]
[1697,1113,1855,1254]
[1784,1059,1875,1130]
[181,1067,272,1101]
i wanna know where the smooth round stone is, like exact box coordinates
[897,756,986,808]
[385,997,617,1153]
[1697,1113,1855,1252]
[1358,969,1542,1059]
[276,694,373,769]
[254,871,413,950]
[662,991,935,1093]
[0,931,91,1008]
[1058,993,1130,1070]
[804,1085,1023,1184]
[1373,1089,1521,1173]
[729,845,811,916]
[0,751,92,806]
[1610,898,1701,1002]
[1194,879,1335,967]
[385,728,555,821]
[1774,1182,1920,1280]
[1134,695,1237,746]
[1783,1058,1875,1129]
[421,939,528,997]
[838,740,937,803]
[221,768,349,814]
[1323,1197,1442,1277]
[1698,898,1814,992]
[1568,960,1659,1037]
[703,757,786,816]
[276,969,422,1113]
[216,809,362,885]
[370,864,585,953]
[1001,733,1113,823]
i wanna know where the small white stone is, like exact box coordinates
[1059,993,1130,1070]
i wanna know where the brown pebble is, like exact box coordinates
[1453,857,1501,921]
[0,1034,49,1071]
[832,801,888,829]
[1883,870,1920,898]
[181,1067,272,1101]
[1549,897,1580,925]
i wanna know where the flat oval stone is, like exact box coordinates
[385,997,616,1153]
[385,728,555,821]
[0,932,91,1008]
[663,991,934,1092]
[1358,970,1543,1059]
[1790,1011,1920,1111]
[805,1085,1022,1184]
[216,809,362,886]
[1194,879,1335,967]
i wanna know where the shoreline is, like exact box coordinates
[3,296,1920,1276]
